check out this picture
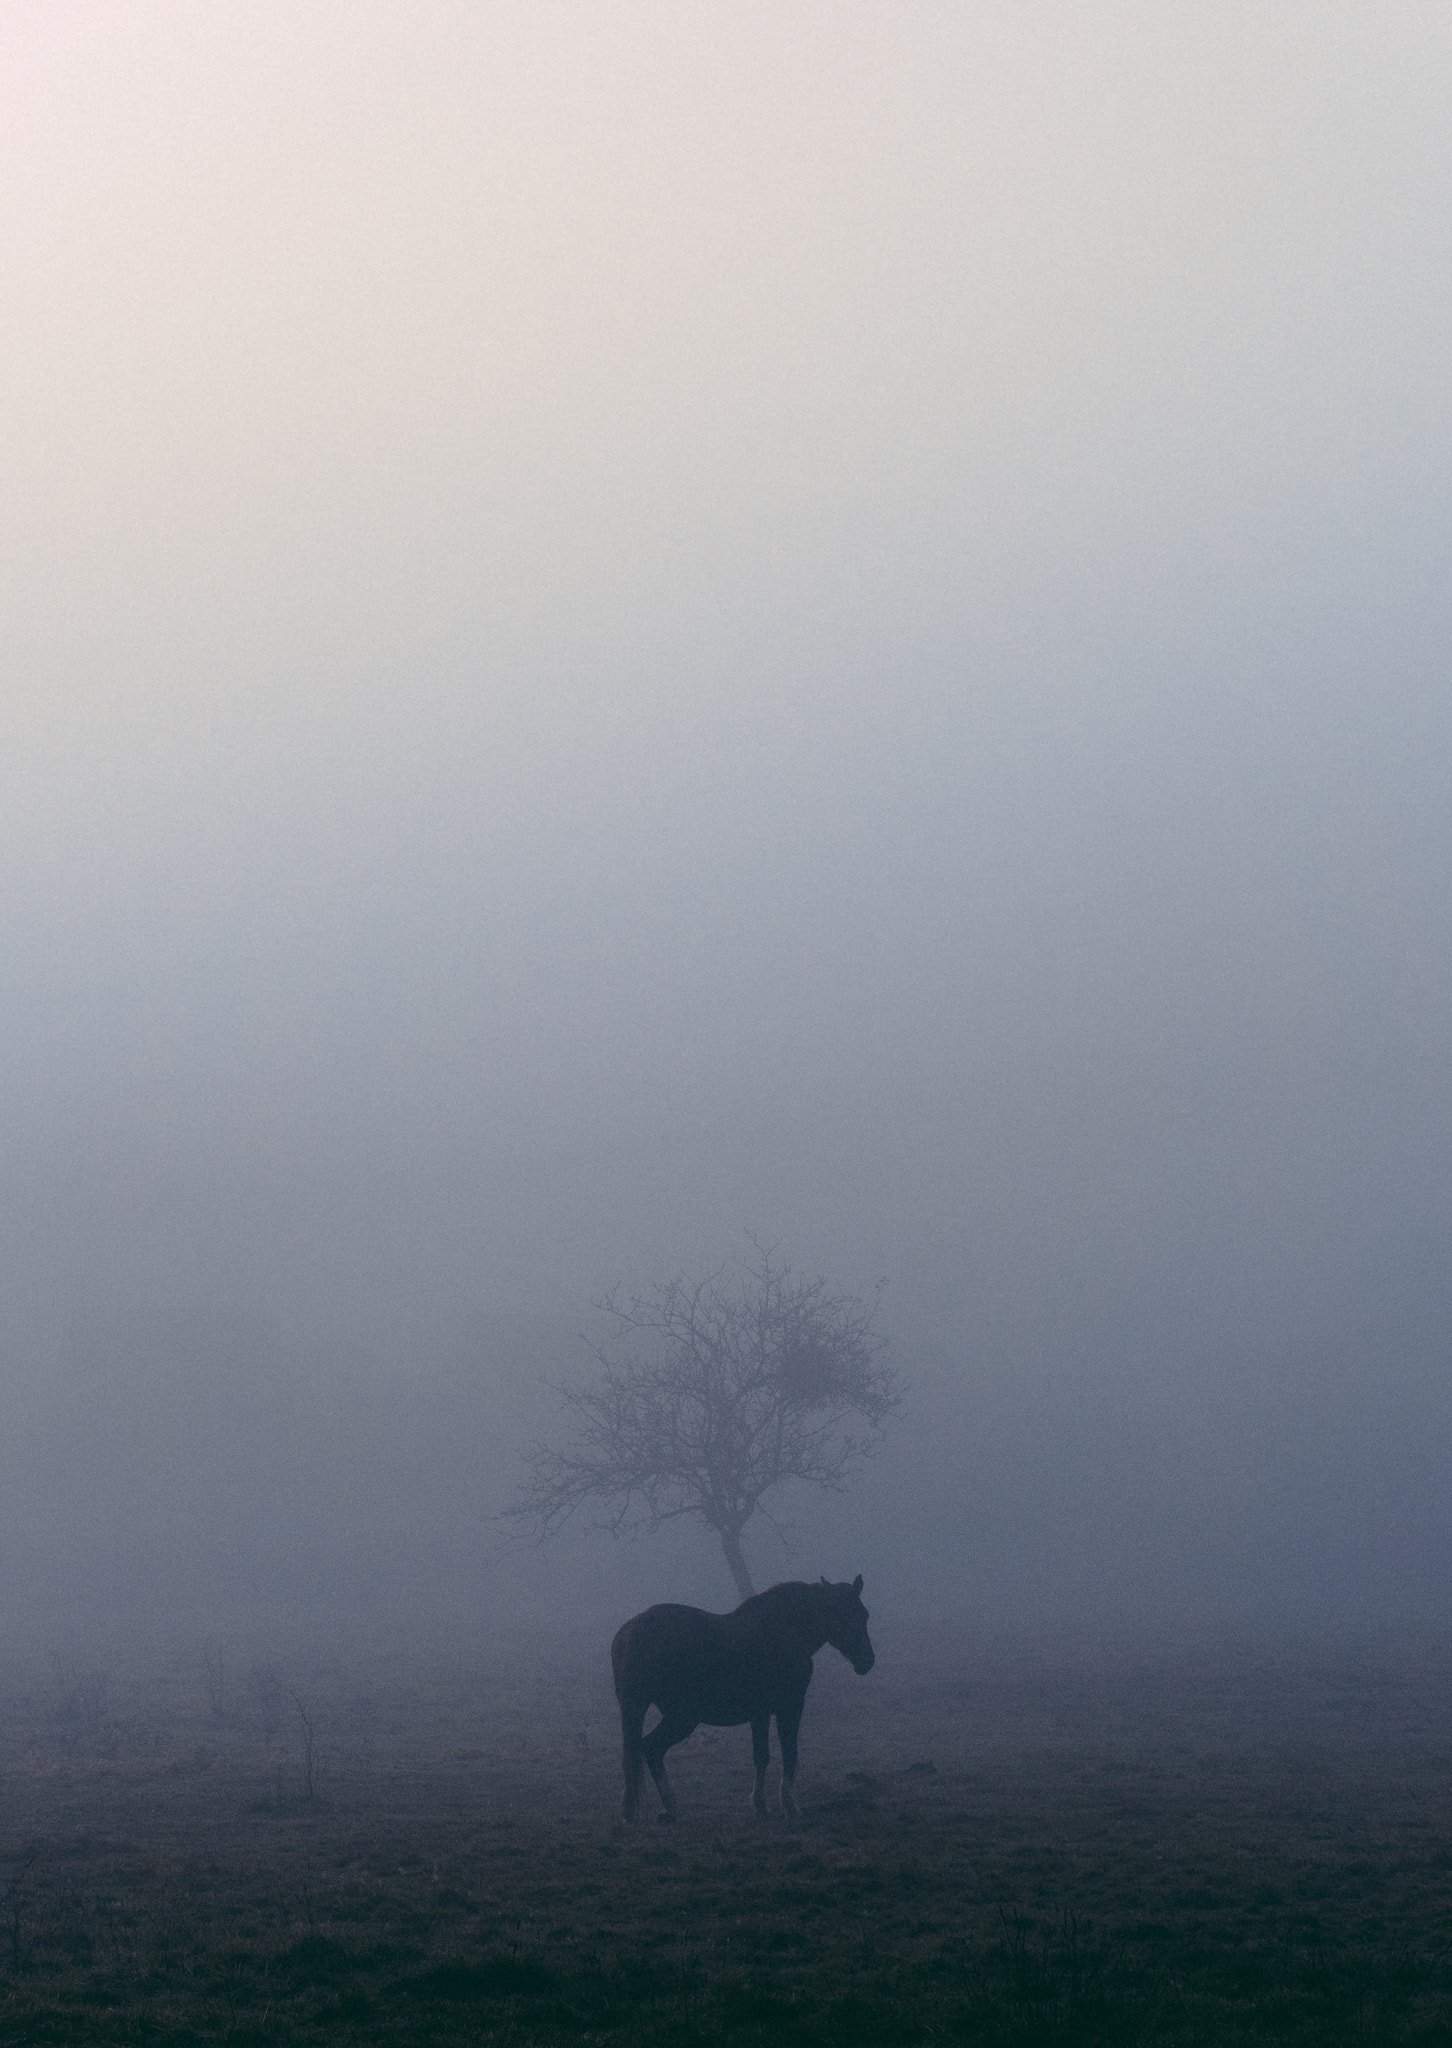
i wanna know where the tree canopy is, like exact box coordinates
[509,1245,897,1599]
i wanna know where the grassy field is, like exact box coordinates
[2,1617,1452,2043]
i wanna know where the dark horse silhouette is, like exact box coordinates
[611,1576,874,1821]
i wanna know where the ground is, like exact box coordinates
[2,1618,1452,2042]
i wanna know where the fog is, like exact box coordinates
[3,3,1450,1647]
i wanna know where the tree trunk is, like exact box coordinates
[719,1525,755,1601]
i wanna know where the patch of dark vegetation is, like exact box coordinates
[394,1953,557,2000]
[273,1931,359,1982]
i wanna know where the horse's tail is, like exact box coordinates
[612,1621,646,1821]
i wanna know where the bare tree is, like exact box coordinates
[508,1244,897,1600]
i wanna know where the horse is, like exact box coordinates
[611,1575,875,1821]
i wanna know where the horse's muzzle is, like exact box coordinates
[852,1647,875,1675]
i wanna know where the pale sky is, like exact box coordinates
[8,3,1445,819]
[2,5,1450,1621]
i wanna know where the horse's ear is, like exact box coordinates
[852,1575,863,1596]
[820,1576,829,1586]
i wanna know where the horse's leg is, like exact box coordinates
[641,1712,694,1822]
[749,1716,771,1816]
[619,1690,648,1822]
[776,1700,805,1815]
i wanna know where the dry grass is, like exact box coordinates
[2,1620,1452,2042]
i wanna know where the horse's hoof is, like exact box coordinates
[656,1811,677,1825]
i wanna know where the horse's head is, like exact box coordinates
[820,1574,874,1675]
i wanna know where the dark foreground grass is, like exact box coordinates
[3,1624,1452,2043]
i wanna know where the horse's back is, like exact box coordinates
[612,1598,799,1728]
[612,1602,721,1698]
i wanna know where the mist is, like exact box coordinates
[3,2,1450,1648]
